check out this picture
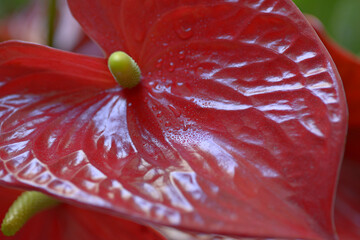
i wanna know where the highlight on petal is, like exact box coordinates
[1,1,347,240]
[0,186,165,240]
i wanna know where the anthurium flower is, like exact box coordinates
[0,0,347,239]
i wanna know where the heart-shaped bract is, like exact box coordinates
[0,0,347,239]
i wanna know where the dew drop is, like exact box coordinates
[175,24,193,40]
[156,58,163,68]
[178,50,185,60]
[168,62,175,72]
[150,81,159,90]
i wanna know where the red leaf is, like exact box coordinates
[0,186,165,240]
[0,0,347,239]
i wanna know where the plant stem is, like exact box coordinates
[46,0,57,47]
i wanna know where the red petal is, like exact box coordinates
[335,159,360,240]
[0,187,165,240]
[67,0,128,56]
[1,1,347,239]
[71,34,104,57]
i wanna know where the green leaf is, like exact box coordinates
[0,0,31,18]
[330,0,360,55]
[293,0,360,55]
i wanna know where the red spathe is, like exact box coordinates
[0,0,347,239]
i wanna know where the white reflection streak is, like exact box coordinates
[187,97,252,111]
[244,82,304,96]
[294,52,316,62]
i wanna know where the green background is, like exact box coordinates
[293,0,360,55]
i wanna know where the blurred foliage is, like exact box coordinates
[1,0,359,55]
[0,0,31,18]
[294,0,360,56]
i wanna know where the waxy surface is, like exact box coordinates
[0,0,347,239]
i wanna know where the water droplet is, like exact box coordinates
[156,112,162,118]
[168,62,175,72]
[156,58,163,69]
[175,23,193,40]
[178,50,185,60]
[149,81,159,90]
[168,105,181,118]
[183,123,189,131]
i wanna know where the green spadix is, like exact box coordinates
[108,51,141,88]
[1,191,59,236]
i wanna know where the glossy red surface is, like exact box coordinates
[0,186,165,240]
[0,0,347,239]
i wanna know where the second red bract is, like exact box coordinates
[0,0,347,239]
